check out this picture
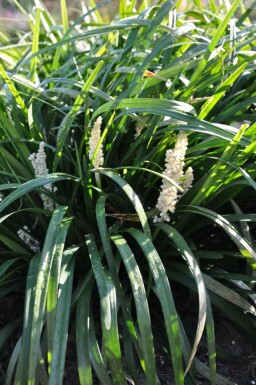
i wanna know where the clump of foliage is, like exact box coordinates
[0,0,256,384]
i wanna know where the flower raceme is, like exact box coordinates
[28,142,56,211]
[89,116,104,168]
[17,226,40,253]
[153,132,193,223]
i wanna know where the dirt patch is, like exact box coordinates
[197,319,256,385]
[62,316,256,385]
[1,295,256,385]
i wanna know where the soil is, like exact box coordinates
[1,299,256,385]
[62,314,256,385]
[197,319,256,385]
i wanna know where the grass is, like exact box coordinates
[0,0,256,384]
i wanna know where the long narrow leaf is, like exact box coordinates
[14,255,41,385]
[89,317,114,385]
[205,295,217,385]
[46,219,73,373]
[199,63,248,119]
[0,174,78,214]
[203,273,256,315]
[76,278,94,385]
[86,234,126,385]
[127,228,185,385]
[96,170,151,237]
[53,61,104,170]
[60,0,69,34]
[92,98,250,146]
[0,321,19,351]
[49,251,76,385]
[27,206,67,385]
[111,234,157,385]
[183,0,241,98]
[30,7,41,82]
[181,206,256,268]
[5,338,22,385]
[0,65,27,114]
[157,223,207,375]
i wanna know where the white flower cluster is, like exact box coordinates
[28,142,56,211]
[89,117,104,168]
[153,132,193,223]
[28,142,49,177]
[0,193,4,202]
[17,226,40,253]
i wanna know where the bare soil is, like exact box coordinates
[63,315,256,385]
[1,297,256,385]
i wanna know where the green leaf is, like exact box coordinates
[157,224,207,375]
[205,295,217,385]
[53,61,104,171]
[14,255,41,385]
[86,233,126,385]
[0,174,78,214]
[96,195,143,368]
[5,338,22,385]
[183,0,241,99]
[181,206,256,269]
[0,65,27,114]
[46,220,73,373]
[49,251,76,385]
[89,317,114,385]
[30,7,41,82]
[0,321,19,351]
[202,273,256,315]
[88,0,104,23]
[114,166,184,192]
[230,200,253,244]
[60,0,69,33]
[97,170,151,238]
[19,206,67,385]
[127,23,195,93]
[0,258,21,278]
[76,278,94,385]
[127,228,185,385]
[111,234,157,385]
[195,359,237,385]
[198,63,248,120]
[93,98,196,118]
[92,98,251,145]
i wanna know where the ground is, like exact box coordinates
[63,314,256,385]
[1,295,256,385]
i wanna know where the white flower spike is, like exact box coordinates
[89,116,104,168]
[153,132,193,223]
[17,226,40,253]
[28,142,56,211]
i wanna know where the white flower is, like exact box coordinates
[75,40,90,52]
[28,142,49,178]
[89,116,104,168]
[29,142,56,211]
[17,226,40,253]
[182,166,194,195]
[153,132,193,223]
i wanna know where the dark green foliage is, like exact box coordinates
[0,1,255,384]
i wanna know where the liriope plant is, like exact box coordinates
[0,0,256,384]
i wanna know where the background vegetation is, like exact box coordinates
[0,0,256,384]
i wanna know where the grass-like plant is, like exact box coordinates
[0,0,256,384]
